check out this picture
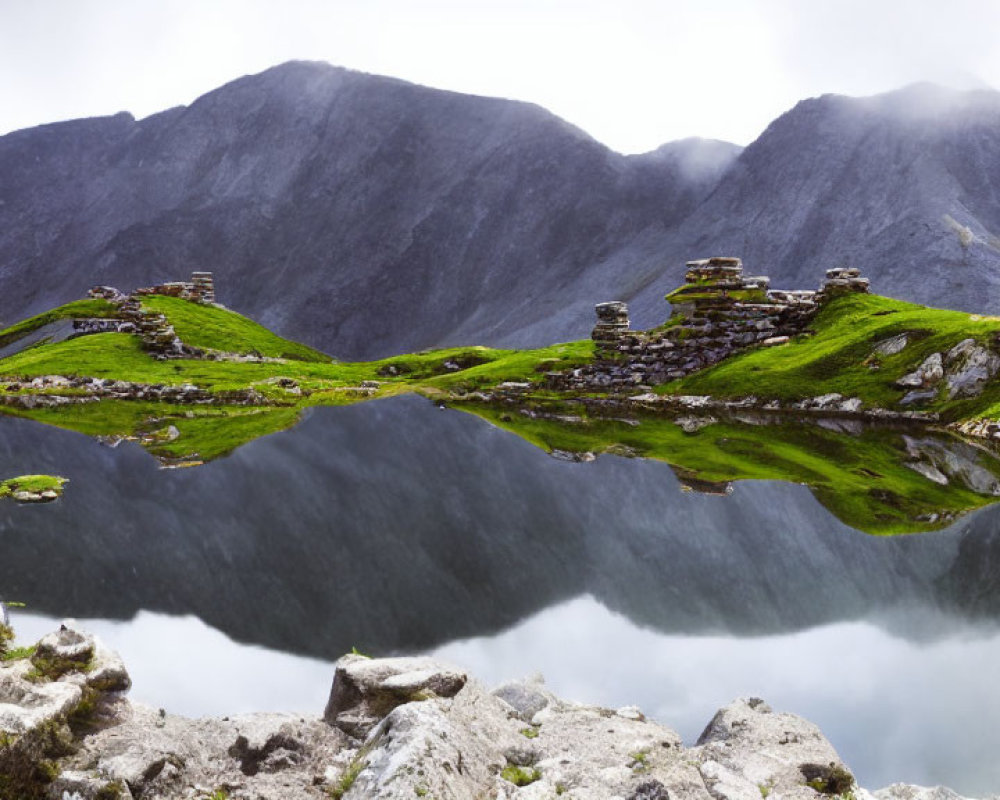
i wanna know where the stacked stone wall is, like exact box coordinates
[552,257,870,392]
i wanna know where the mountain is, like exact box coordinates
[625,82,1000,327]
[0,61,738,359]
[2,64,1000,358]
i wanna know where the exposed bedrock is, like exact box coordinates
[0,624,989,800]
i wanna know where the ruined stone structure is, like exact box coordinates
[591,301,630,356]
[81,272,217,358]
[126,270,216,305]
[555,257,870,392]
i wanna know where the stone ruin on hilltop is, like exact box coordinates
[562,257,870,391]
[82,271,217,359]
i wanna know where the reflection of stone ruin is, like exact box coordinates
[80,271,217,358]
[560,257,871,391]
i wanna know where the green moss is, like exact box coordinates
[94,780,127,800]
[520,727,540,739]
[501,765,542,786]
[0,623,13,659]
[1,644,36,662]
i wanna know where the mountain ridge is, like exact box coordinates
[2,62,1000,358]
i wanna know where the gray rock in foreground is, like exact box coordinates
[0,625,993,800]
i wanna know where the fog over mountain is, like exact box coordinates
[2,62,999,358]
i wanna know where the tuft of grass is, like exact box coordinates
[1,644,37,662]
[671,293,1000,421]
[328,758,366,799]
[501,765,542,786]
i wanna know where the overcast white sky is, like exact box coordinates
[3,0,1000,153]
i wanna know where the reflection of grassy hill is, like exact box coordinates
[4,286,1000,533]
[458,405,1000,535]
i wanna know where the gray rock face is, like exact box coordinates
[0,62,738,360]
[0,630,991,800]
[626,83,1000,329]
[944,339,1000,398]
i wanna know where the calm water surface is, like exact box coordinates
[3,395,1000,794]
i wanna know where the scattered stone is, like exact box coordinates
[566,259,870,393]
[675,415,716,433]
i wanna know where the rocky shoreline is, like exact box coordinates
[0,622,992,800]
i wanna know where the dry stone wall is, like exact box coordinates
[553,257,870,392]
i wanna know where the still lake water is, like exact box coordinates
[3,394,1000,794]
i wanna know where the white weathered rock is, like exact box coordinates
[897,352,944,388]
[324,654,467,738]
[0,632,987,800]
[492,674,558,722]
[693,697,851,800]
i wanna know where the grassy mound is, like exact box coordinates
[672,293,1000,420]
[141,296,331,362]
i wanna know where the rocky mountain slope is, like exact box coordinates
[0,61,737,359]
[626,84,1000,327]
[3,63,1000,358]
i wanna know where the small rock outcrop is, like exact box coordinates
[323,655,468,738]
[893,338,1000,405]
[0,623,988,800]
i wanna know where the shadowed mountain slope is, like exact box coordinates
[3,66,1000,357]
[0,61,737,359]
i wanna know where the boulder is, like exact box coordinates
[323,655,467,738]
[491,675,558,723]
[694,697,852,800]
[943,338,1000,398]
[896,352,944,389]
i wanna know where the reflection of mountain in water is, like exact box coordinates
[0,394,997,660]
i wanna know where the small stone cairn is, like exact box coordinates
[550,256,869,392]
